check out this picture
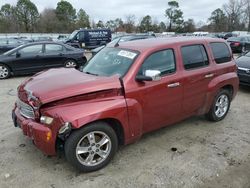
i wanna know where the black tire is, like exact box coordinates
[64,122,118,172]
[206,89,231,122]
[0,63,11,79]
[64,59,77,68]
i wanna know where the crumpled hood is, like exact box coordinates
[19,68,122,104]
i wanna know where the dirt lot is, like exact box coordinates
[0,75,250,188]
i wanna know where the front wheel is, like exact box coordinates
[64,122,118,172]
[206,90,231,121]
[0,64,10,79]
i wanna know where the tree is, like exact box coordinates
[165,1,184,31]
[105,20,116,31]
[15,0,39,32]
[114,18,124,32]
[124,14,136,33]
[76,9,90,29]
[183,19,196,33]
[0,4,16,32]
[139,15,153,32]
[96,20,104,28]
[38,8,60,33]
[243,0,250,31]
[159,22,167,32]
[208,8,227,32]
[223,0,244,31]
[56,0,76,32]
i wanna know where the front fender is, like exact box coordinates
[44,98,135,144]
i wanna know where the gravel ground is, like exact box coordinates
[0,75,250,188]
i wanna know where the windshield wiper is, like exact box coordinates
[84,71,99,76]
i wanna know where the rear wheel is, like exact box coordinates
[64,60,77,68]
[0,64,10,79]
[206,90,231,121]
[64,122,118,172]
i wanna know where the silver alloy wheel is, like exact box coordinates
[0,65,9,78]
[65,60,77,68]
[76,131,112,167]
[215,94,229,118]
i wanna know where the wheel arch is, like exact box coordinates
[0,62,12,72]
[221,84,234,100]
[71,118,125,146]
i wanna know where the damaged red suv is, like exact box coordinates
[12,37,239,172]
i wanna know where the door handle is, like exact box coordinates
[204,73,214,78]
[167,82,180,88]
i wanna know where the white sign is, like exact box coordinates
[118,50,137,59]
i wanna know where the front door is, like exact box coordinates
[11,44,44,74]
[127,49,183,133]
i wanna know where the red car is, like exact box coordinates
[12,37,239,172]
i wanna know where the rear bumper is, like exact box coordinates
[12,107,57,156]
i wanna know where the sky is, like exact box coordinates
[0,0,229,24]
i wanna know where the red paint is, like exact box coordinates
[13,37,239,156]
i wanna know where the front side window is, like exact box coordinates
[19,44,43,55]
[138,49,176,76]
[181,45,209,70]
[83,47,138,77]
[45,44,64,53]
[76,32,84,41]
[210,42,231,64]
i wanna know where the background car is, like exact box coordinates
[0,38,25,54]
[227,36,250,53]
[91,34,156,56]
[0,41,87,79]
[236,52,250,86]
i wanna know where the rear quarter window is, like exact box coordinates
[210,42,231,64]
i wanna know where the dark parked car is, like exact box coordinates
[236,52,250,86]
[0,41,87,79]
[91,34,156,56]
[227,36,250,53]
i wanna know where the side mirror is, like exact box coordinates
[136,70,161,82]
[16,52,21,58]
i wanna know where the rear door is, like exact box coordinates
[42,43,66,69]
[180,44,215,115]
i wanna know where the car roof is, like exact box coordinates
[118,37,226,53]
[28,41,64,45]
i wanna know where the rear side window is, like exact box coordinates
[138,49,176,76]
[45,44,64,53]
[210,42,231,64]
[181,45,209,70]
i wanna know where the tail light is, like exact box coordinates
[233,42,240,46]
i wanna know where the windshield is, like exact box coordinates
[245,52,250,57]
[68,30,79,40]
[83,47,138,77]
